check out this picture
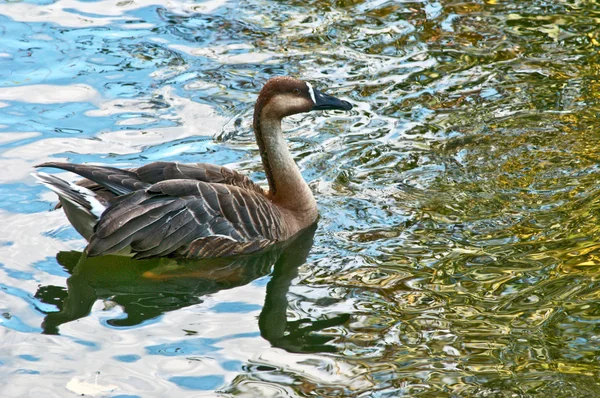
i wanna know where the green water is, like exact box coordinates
[1,0,600,396]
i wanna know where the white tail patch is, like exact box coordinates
[305,82,317,104]
[33,171,106,219]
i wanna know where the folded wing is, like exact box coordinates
[35,162,281,259]
[87,179,285,259]
[36,161,265,203]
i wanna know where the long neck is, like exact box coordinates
[253,113,316,213]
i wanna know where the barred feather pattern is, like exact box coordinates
[39,161,265,203]
[36,161,286,259]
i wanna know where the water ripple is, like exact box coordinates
[2,0,600,396]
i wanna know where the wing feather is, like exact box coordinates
[247,195,271,237]
[37,162,284,259]
[183,236,272,258]
[35,162,149,195]
[94,195,177,238]
[37,161,265,208]
[95,200,182,244]
[230,190,261,237]
[86,179,285,258]
[136,161,265,194]
[129,207,188,252]
[136,218,200,258]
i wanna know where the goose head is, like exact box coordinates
[255,76,352,121]
[251,76,352,205]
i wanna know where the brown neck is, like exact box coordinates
[253,106,317,214]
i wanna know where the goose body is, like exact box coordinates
[34,77,352,259]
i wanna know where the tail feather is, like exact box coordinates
[33,171,107,240]
[35,162,148,195]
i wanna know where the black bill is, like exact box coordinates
[311,88,353,111]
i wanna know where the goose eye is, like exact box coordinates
[293,88,301,95]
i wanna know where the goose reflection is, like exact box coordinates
[35,224,348,352]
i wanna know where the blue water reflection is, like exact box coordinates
[146,332,258,357]
[169,375,224,391]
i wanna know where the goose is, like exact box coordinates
[34,77,352,259]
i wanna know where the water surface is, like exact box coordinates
[1,0,600,396]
